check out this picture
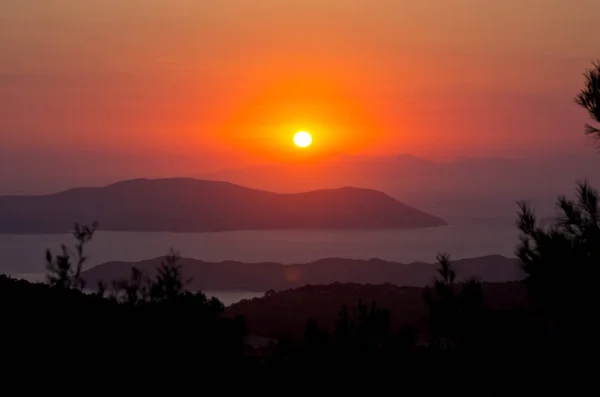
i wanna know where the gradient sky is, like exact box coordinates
[1,1,599,183]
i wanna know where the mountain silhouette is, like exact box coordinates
[81,254,522,292]
[0,178,446,233]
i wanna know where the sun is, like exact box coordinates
[293,131,312,148]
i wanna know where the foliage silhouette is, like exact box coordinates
[575,60,600,139]
[423,253,483,348]
[333,299,391,349]
[113,265,151,304]
[513,61,600,344]
[149,248,188,302]
[329,299,393,369]
[45,221,97,289]
[12,224,245,377]
[110,247,225,314]
[516,182,600,341]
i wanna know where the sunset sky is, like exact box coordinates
[1,0,599,184]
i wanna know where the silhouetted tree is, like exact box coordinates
[456,278,484,344]
[514,61,600,344]
[424,253,456,344]
[45,221,97,289]
[423,253,483,348]
[575,60,600,140]
[516,183,600,340]
[111,248,225,312]
[333,299,391,356]
[96,280,107,298]
[303,318,330,356]
[149,248,190,303]
[113,266,151,304]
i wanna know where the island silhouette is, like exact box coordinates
[0,178,446,233]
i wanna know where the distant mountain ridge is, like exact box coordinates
[198,153,600,221]
[81,254,523,292]
[0,178,446,234]
[200,153,600,196]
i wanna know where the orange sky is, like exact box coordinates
[1,0,599,169]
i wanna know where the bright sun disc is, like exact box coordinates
[294,131,312,148]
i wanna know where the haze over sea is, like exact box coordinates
[1,216,520,304]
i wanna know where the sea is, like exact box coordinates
[1,218,521,306]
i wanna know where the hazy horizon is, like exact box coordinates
[1,151,597,227]
[2,1,599,188]
[2,151,600,194]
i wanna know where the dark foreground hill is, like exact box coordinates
[0,274,580,392]
[0,178,446,233]
[82,254,523,292]
[224,282,531,339]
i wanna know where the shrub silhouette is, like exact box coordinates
[22,222,246,376]
[113,265,151,304]
[45,221,97,289]
[149,248,189,302]
[423,253,483,349]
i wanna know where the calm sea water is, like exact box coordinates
[0,219,520,305]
